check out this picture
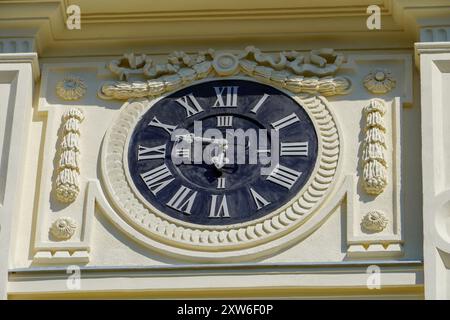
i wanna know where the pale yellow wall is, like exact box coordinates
[1,0,450,299]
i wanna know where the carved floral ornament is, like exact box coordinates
[363,69,396,94]
[50,217,77,240]
[361,211,388,233]
[98,47,352,100]
[56,75,87,100]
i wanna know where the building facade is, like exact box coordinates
[0,0,449,299]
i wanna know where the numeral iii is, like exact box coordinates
[280,141,308,156]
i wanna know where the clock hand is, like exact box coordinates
[175,134,230,169]
[211,144,230,169]
[175,133,228,146]
[176,133,250,148]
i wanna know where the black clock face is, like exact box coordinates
[127,79,318,226]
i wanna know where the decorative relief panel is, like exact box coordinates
[30,48,411,263]
[346,97,403,258]
[98,47,351,101]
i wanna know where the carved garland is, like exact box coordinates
[101,93,339,248]
[54,108,84,203]
[362,99,387,195]
[98,47,351,100]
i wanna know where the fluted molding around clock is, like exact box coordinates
[361,99,388,195]
[98,47,351,100]
[53,108,84,203]
[101,88,340,250]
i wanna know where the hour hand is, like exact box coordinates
[175,133,194,144]
[211,147,230,169]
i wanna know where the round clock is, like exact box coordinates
[101,77,340,258]
[126,79,318,226]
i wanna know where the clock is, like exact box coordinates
[102,76,340,256]
[125,79,319,226]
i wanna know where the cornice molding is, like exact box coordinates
[0,52,40,80]
[415,42,450,54]
[0,0,448,57]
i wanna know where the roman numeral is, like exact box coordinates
[140,164,175,195]
[212,86,238,108]
[250,93,270,114]
[217,115,233,127]
[249,188,270,210]
[175,93,204,118]
[166,185,197,215]
[137,144,166,160]
[271,113,300,131]
[280,141,308,156]
[217,177,226,189]
[209,195,230,218]
[148,117,176,135]
[266,164,302,190]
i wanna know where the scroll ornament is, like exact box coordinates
[54,108,84,203]
[362,99,387,195]
[99,47,351,100]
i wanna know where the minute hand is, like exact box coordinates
[175,134,228,146]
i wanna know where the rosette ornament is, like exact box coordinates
[50,217,77,240]
[56,75,87,100]
[363,69,396,94]
[361,211,388,233]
